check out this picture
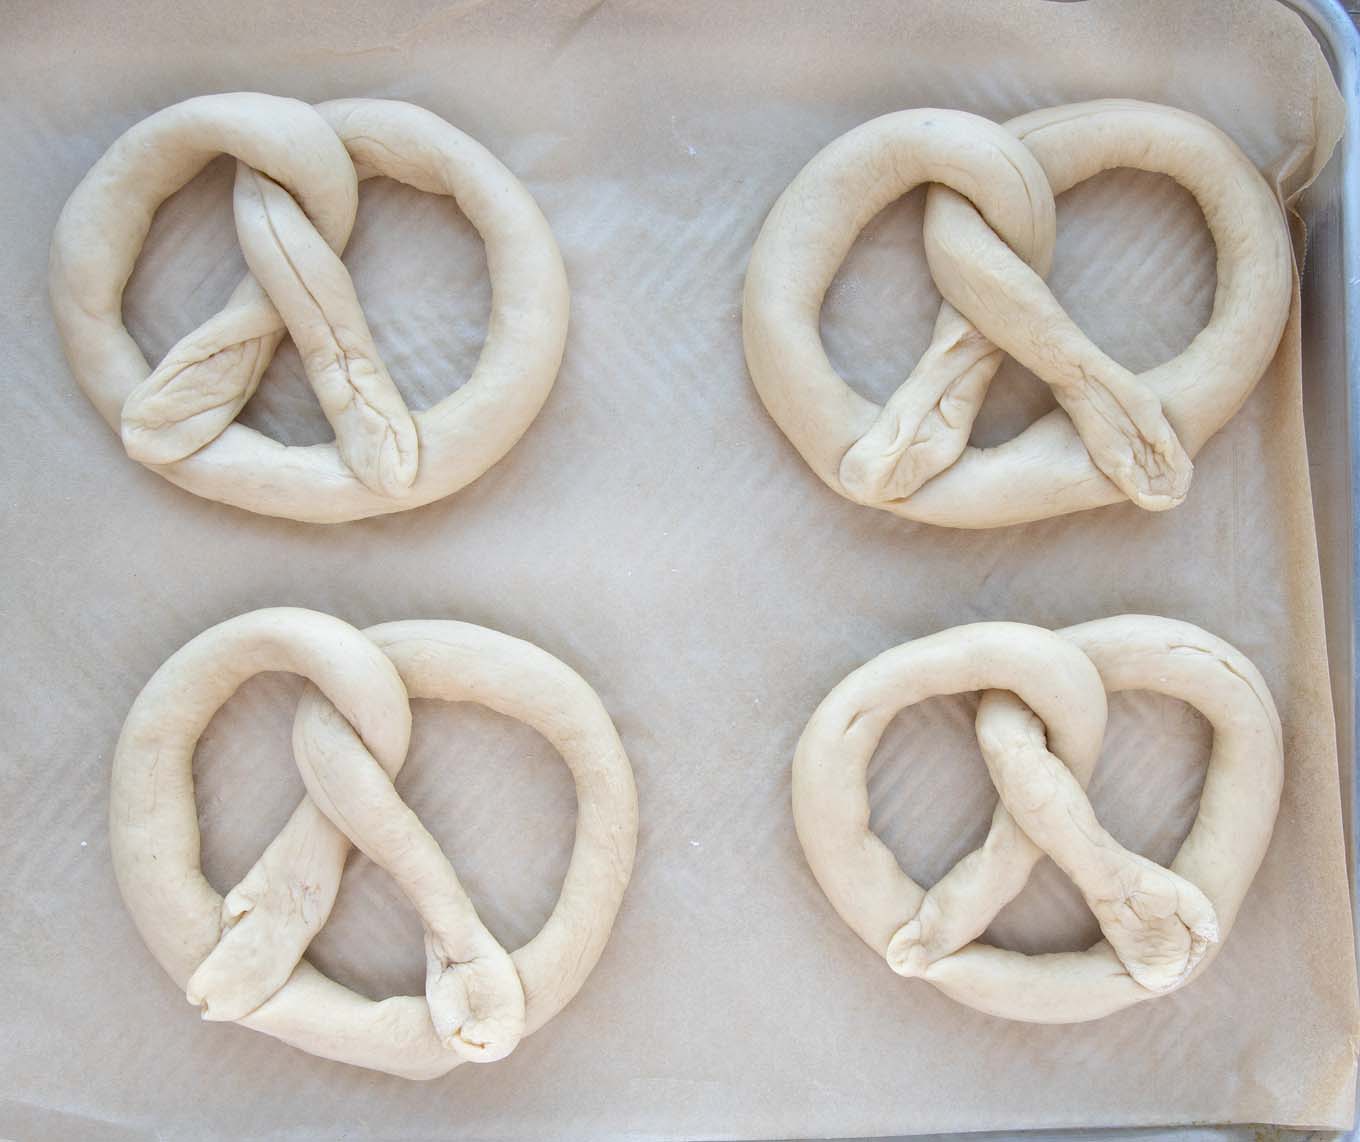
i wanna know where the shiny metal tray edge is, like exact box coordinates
[1294,1,1360,1137]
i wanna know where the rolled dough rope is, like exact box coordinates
[110,608,638,1078]
[225,163,418,496]
[50,93,569,523]
[792,616,1282,1022]
[744,100,1293,528]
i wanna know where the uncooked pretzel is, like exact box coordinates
[744,100,1293,528]
[50,93,569,523]
[110,608,637,1078]
[792,615,1282,1022]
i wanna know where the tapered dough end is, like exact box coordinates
[1113,437,1193,512]
[1121,881,1220,995]
[886,920,932,978]
[1098,865,1220,996]
[423,933,526,1064]
[121,332,276,466]
[426,965,524,1063]
[326,353,421,497]
[182,878,284,1024]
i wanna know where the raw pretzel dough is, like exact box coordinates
[792,615,1282,1022]
[743,100,1293,528]
[109,608,638,1078]
[50,93,569,523]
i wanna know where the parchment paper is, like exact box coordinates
[1,0,1356,1137]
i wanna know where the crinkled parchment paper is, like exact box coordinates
[1,0,1356,1137]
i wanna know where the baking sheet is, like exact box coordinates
[1,0,1357,1137]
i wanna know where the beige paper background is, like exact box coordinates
[1,0,1357,1137]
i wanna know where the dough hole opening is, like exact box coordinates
[194,670,308,894]
[820,186,942,407]
[867,691,994,888]
[1082,688,1209,867]
[124,156,244,393]
[1056,168,1215,366]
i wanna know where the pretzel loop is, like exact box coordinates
[110,608,638,1078]
[792,616,1283,1023]
[744,100,1293,528]
[51,94,570,523]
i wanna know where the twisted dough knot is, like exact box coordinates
[110,609,638,1078]
[793,616,1283,1023]
[744,100,1294,529]
[122,133,421,500]
[50,94,569,523]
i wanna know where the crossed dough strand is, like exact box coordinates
[110,609,638,1078]
[744,100,1293,528]
[792,616,1282,1023]
[50,94,569,523]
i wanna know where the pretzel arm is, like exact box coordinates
[233,165,419,497]
[839,305,1002,504]
[975,690,1218,992]
[120,278,285,466]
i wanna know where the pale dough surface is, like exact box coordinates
[744,100,1294,528]
[110,608,639,1079]
[4,0,1355,1134]
[50,95,570,523]
[794,616,1283,1023]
